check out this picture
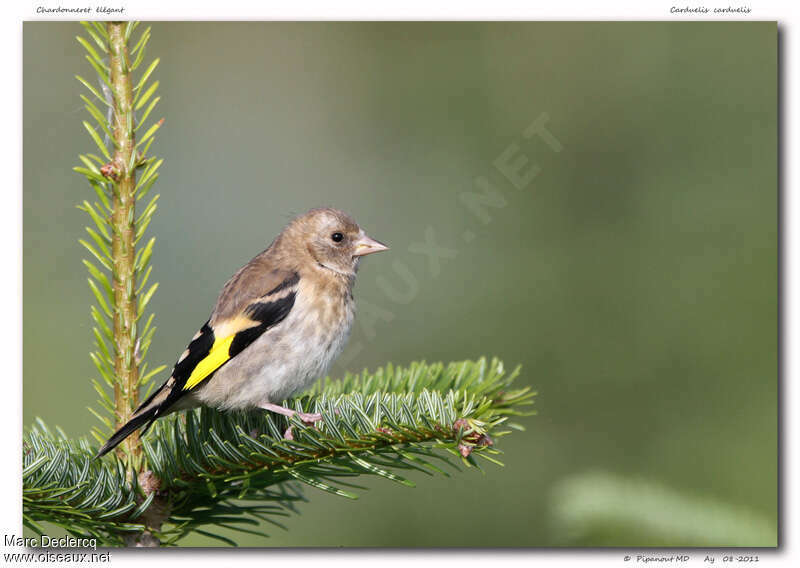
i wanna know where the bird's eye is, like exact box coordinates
[331,232,344,243]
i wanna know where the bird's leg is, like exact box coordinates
[259,402,323,425]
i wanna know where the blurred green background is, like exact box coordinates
[23,22,777,546]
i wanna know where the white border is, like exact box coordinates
[3,2,794,567]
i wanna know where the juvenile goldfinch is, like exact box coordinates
[97,207,388,457]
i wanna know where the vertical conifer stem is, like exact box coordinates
[107,22,140,460]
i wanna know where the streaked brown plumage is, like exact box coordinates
[97,208,388,457]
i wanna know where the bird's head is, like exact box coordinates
[283,208,389,275]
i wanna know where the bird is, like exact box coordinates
[97,207,388,457]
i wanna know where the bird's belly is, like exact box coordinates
[197,300,354,410]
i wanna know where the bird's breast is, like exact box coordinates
[200,277,355,409]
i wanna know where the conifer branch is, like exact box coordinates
[24,358,534,546]
[73,20,165,544]
[106,21,141,460]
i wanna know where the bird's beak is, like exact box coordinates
[353,233,389,257]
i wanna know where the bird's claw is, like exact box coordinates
[283,412,323,440]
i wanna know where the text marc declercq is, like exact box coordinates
[5,534,98,550]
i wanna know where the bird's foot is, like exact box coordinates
[259,402,322,422]
[259,403,323,440]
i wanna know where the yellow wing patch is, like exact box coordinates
[183,335,235,391]
[181,315,259,391]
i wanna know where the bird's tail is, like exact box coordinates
[95,406,158,458]
[95,380,172,458]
